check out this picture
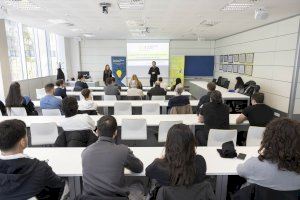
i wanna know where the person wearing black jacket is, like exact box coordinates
[196,82,216,115]
[103,64,112,86]
[147,81,167,99]
[74,74,89,91]
[0,100,6,115]
[148,61,160,87]
[0,119,65,200]
[54,79,67,99]
[56,63,65,81]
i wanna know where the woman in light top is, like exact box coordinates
[129,74,143,90]
[237,118,300,191]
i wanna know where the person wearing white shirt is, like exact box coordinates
[78,89,97,111]
[127,85,143,97]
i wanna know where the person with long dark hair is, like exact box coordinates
[234,77,245,93]
[170,78,182,91]
[146,124,206,187]
[237,118,300,191]
[5,82,37,115]
[103,64,112,86]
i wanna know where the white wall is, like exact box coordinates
[214,16,300,113]
[65,38,81,80]
[79,39,215,86]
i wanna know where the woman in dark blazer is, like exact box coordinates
[103,64,112,85]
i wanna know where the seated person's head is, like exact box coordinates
[175,84,184,95]
[78,74,84,81]
[0,119,27,154]
[154,81,161,87]
[56,79,64,87]
[62,97,78,117]
[258,118,300,174]
[210,90,222,104]
[44,83,55,95]
[81,89,92,100]
[97,116,118,138]
[165,123,196,186]
[175,78,182,85]
[106,77,113,85]
[207,82,216,92]
[251,93,264,105]
[111,77,116,83]
[158,77,163,82]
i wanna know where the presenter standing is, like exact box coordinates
[148,61,160,87]
[103,64,112,86]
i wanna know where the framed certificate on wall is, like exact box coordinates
[233,54,239,62]
[245,65,253,76]
[227,65,233,72]
[239,54,246,63]
[246,53,254,63]
[223,65,227,72]
[238,65,245,74]
[228,55,233,63]
[233,65,238,73]
[223,55,228,62]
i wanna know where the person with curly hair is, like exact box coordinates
[237,118,300,191]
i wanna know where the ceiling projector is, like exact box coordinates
[255,8,269,20]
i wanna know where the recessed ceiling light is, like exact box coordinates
[48,19,68,24]
[221,1,253,11]
[4,0,40,10]
[118,0,144,10]
[83,33,95,38]
[70,28,80,32]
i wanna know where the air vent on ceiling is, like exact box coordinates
[3,0,40,10]
[221,0,254,11]
[118,0,144,9]
[199,20,219,27]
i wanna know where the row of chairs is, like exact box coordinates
[28,119,265,147]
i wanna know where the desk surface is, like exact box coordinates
[0,114,248,127]
[66,91,191,96]
[23,147,259,176]
[190,81,250,100]
[65,86,171,91]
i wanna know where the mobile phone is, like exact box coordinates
[237,153,246,160]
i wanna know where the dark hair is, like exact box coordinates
[207,82,216,91]
[252,92,264,103]
[258,118,300,173]
[0,119,27,151]
[235,77,244,90]
[175,78,182,85]
[97,115,117,137]
[62,97,78,117]
[158,77,163,82]
[5,82,23,108]
[56,79,64,87]
[164,124,197,186]
[81,89,91,99]
[210,90,222,104]
[111,77,116,82]
[152,61,156,64]
[44,83,55,93]
[106,77,112,85]
[78,74,84,80]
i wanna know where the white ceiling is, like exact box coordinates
[1,0,300,40]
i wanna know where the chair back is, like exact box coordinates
[7,107,27,116]
[36,88,46,100]
[223,80,230,89]
[104,95,117,101]
[142,103,160,115]
[42,109,62,116]
[30,122,58,145]
[151,95,165,100]
[246,126,265,146]
[0,111,2,116]
[121,119,147,140]
[55,96,62,100]
[207,129,237,146]
[169,104,193,114]
[114,102,132,115]
[158,121,183,142]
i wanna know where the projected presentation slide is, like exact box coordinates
[127,42,169,78]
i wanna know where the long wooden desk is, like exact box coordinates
[24,147,258,200]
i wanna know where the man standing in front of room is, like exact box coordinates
[148,61,160,87]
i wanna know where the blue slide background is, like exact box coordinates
[184,56,214,76]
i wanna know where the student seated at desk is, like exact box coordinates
[147,81,167,99]
[168,84,190,110]
[197,90,230,146]
[129,74,143,90]
[78,89,98,115]
[158,77,167,91]
[0,100,6,115]
[104,77,120,96]
[196,82,216,115]
[5,82,38,115]
[54,79,67,99]
[40,83,62,110]
[0,119,65,199]
[236,93,274,127]
[81,116,144,199]
[234,77,245,93]
[237,118,300,191]
[170,78,182,91]
[74,74,89,91]
[127,84,144,98]
[146,124,208,197]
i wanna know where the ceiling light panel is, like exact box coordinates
[3,0,40,10]
[221,0,254,11]
[118,0,144,10]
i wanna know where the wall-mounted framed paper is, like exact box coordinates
[220,55,223,63]
[223,65,227,72]
[239,54,246,63]
[246,53,254,63]
[233,54,239,62]
[233,65,238,73]
[228,55,233,63]
[238,65,245,74]
[223,55,228,62]
[219,65,223,70]
[227,65,233,72]
[245,65,253,76]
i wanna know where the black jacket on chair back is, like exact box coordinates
[54,129,98,147]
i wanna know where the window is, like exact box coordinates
[49,33,58,75]
[5,20,24,81]
[37,29,49,77]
